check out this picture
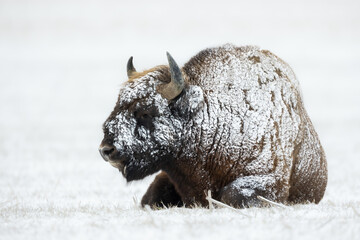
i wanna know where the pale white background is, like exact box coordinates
[1,0,360,239]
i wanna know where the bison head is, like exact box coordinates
[99,53,203,181]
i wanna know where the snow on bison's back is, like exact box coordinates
[99,44,328,208]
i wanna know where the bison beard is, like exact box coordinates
[99,44,328,209]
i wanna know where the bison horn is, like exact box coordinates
[158,52,185,100]
[127,56,136,78]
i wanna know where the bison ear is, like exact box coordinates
[127,56,137,78]
[157,52,185,100]
[170,85,204,118]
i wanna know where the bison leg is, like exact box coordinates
[141,171,183,209]
[219,174,287,208]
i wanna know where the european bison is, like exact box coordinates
[99,44,327,208]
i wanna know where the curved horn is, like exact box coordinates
[127,56,136,78]
[158,52,185,100]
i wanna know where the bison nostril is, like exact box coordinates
[103,147,114,156]
[99,145,115,161]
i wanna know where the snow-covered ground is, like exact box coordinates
[1,0,360,239]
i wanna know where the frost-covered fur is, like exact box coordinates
[101,44,327,208]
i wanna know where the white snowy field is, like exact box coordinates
[1,0,360,239]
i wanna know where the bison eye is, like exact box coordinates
[134,110,154,130]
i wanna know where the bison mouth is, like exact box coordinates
[108,160,128,177]
[106,154,131,178]
[99,144,130,178]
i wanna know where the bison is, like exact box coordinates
[99,44,327,208]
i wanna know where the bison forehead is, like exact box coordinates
[103,69,184,152]
[103,70,172,135]
[117,71,164,106]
